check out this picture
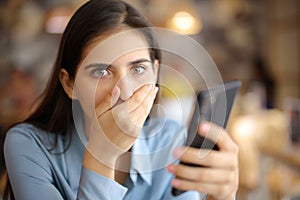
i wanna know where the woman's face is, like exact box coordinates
[69,29,159,122]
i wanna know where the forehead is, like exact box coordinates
[80,29,150,67]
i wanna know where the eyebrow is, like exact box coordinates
[84,63,109,70]
[84,58,152,70]
[128,58,152,66]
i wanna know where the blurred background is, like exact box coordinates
[0,0,299,199]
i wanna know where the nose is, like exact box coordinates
[116,75,136,101]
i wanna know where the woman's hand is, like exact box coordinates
[86,84,158,167]
[167,122,239,200]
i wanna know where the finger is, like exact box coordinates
[198,122,238,152]
[108,85,158,136]
[129,86,158,126]
[96,86,120,117]
[171,178,231,199]
[128,84,155,112]
[173,147,238,169]
[112,85,157,121]
[167,164,235,184]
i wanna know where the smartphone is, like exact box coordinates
[172,80,241,196]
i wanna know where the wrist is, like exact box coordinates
[86,127,125,167]
[83,149,116,179]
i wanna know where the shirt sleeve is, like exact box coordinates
[163,191,203,200]
[4,126,127,200]
[4,128,65,200]
[77,168,127,200]
[160,179,205,200]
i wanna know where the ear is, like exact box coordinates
[59,69,77,99]
[153,59,160,83]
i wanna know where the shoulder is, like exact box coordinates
[4,123,60,157]
[5,123,41,146]
[6,123,43,137]
[4,123,61,196]
[5,123,53,145]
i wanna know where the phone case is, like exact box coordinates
[172,80,241,196]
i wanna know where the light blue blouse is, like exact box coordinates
[4,118,206,200]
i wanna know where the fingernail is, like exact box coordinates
[200,123,209,133]
[153,87,159,94]
[167,164,176,173]
[171,179,180,187]
[173,148,184,158]
[112,86,119,96]
[148,84,153,91]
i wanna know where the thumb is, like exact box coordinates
[95,86,120,118]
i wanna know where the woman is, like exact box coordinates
[4,1,238,199]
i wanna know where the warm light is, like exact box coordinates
[166,11,202,35]
[233,116,256,138]
[172,11,195,31]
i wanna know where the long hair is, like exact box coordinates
[25,0,161,148]
[3,1,161,199]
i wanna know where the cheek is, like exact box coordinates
[74,83,96,119]
[73,76,98,116]
[150,71,157,82]
[138,71,157,85]
[94,85,111,107]
[132,69,157,83]
[74,79,113,119]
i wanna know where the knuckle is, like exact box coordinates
[216,184,228,196]
[176,165,184,174]
[134,93,144,104]
[232,143,239,154]
[140,101,149,110]
[195,182,202,191]
[140,100,152,114]
[195,170,204,181]
[225,171,235,183]
[140,85,149,96]
[228,155,238,170]
[201,171,211,182]
[205,152,215,163]
[112,109,123,121]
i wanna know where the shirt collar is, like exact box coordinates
[130,129,152,185]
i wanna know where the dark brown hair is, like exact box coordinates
[24,0,161,146]
[3,2,161,199]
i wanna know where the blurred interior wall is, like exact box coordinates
[266,0,300,108]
